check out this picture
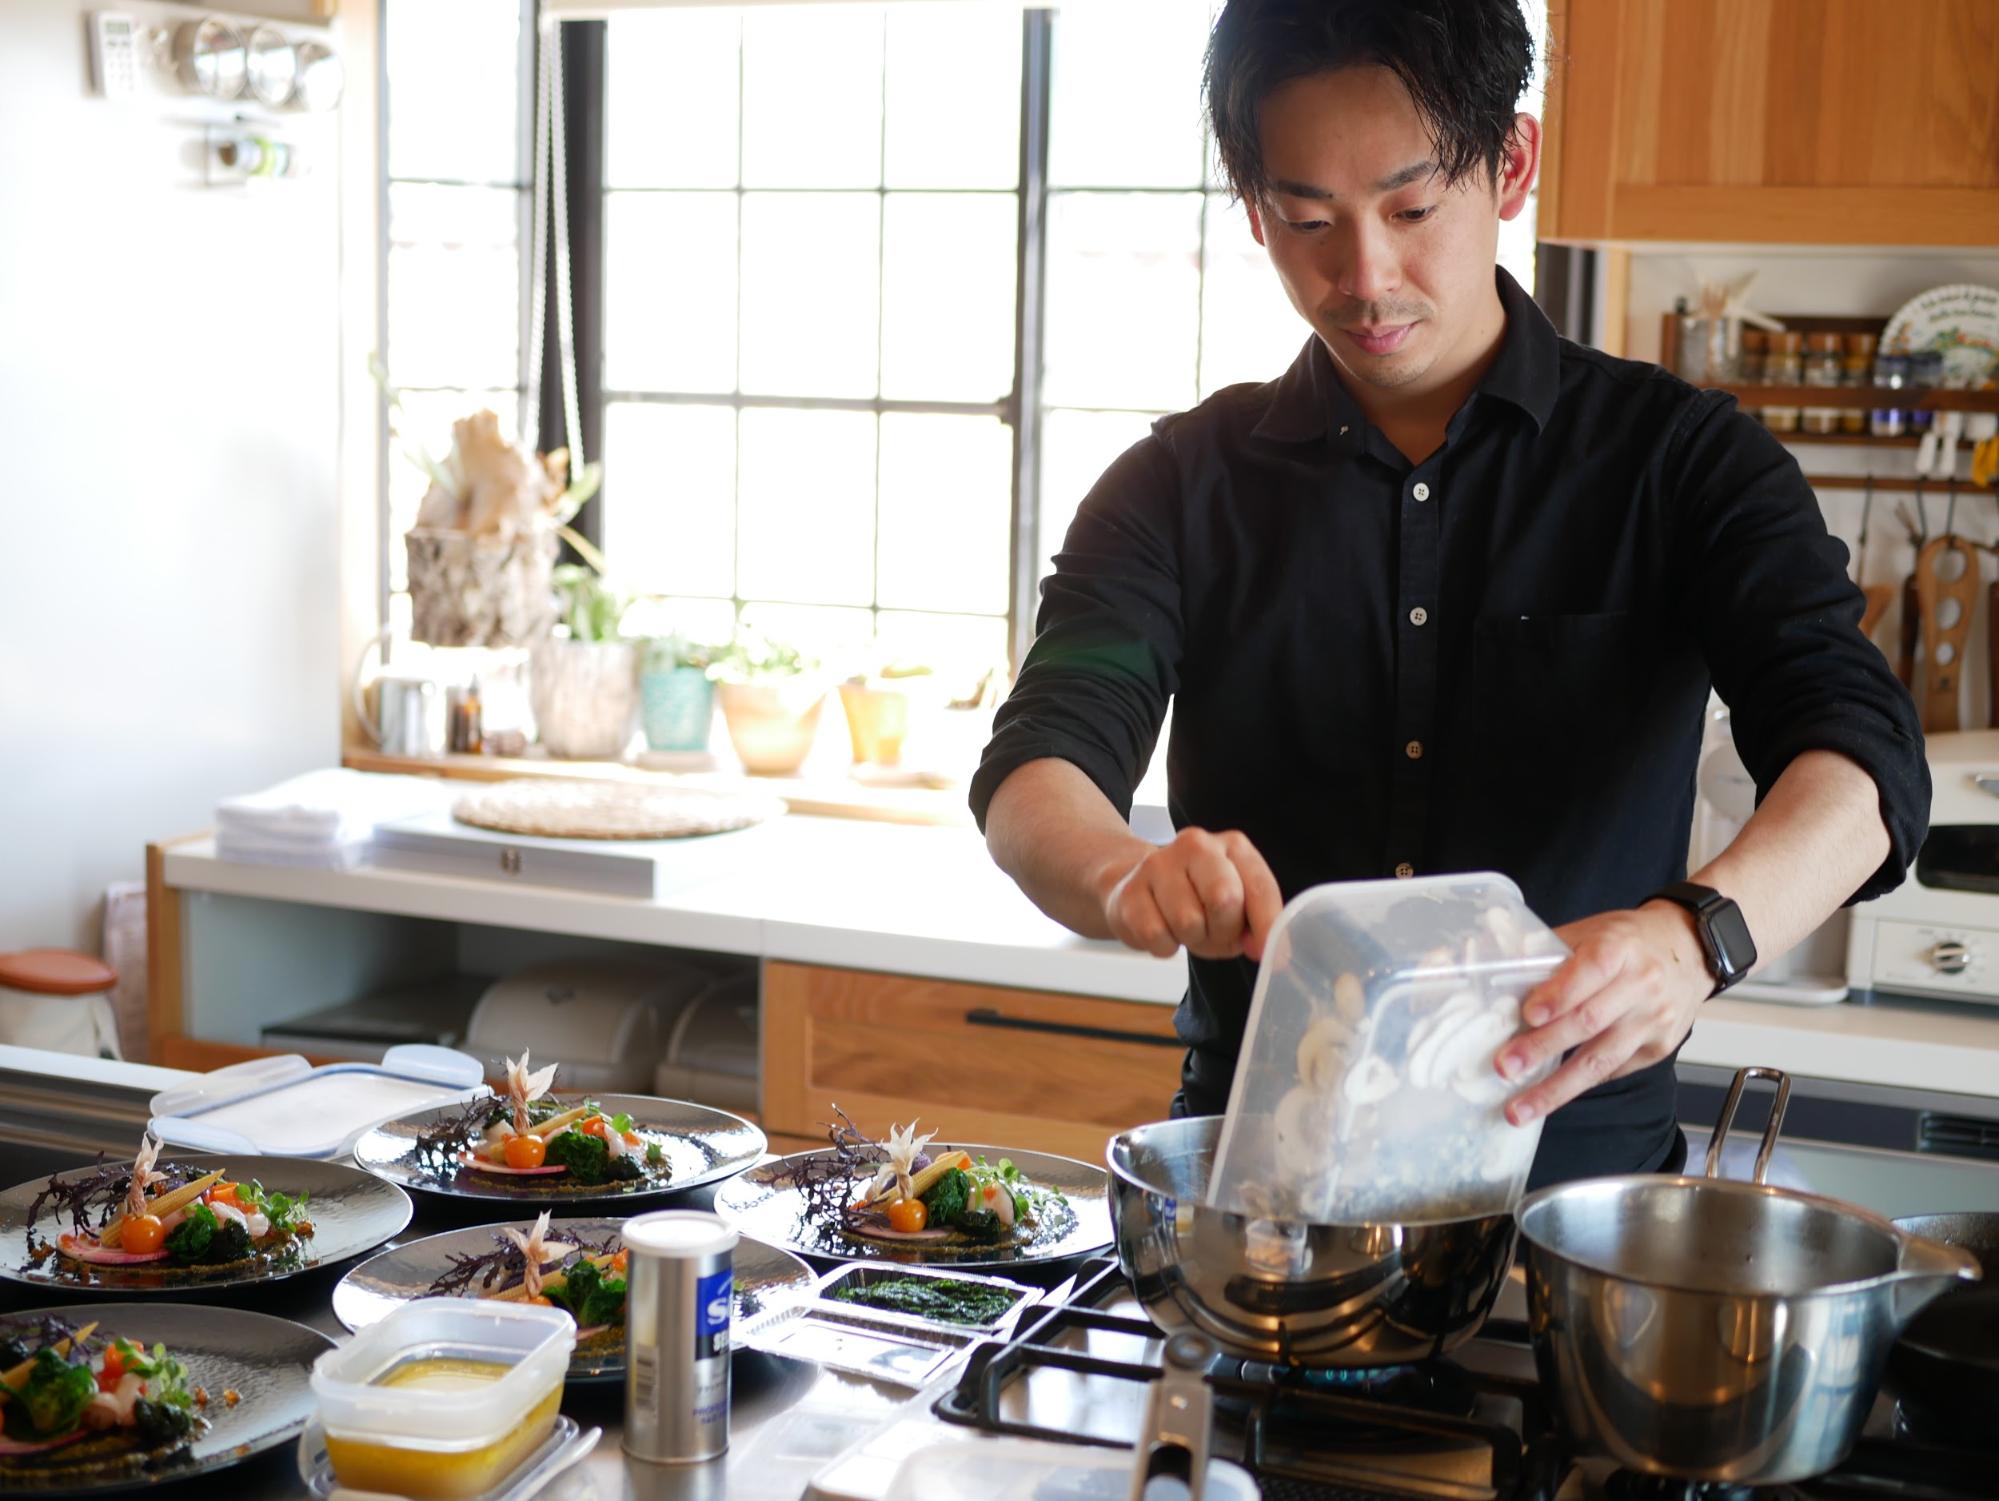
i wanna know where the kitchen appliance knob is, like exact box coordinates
[1929,939,1971,975]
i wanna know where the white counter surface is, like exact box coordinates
[162,817,1999,1103]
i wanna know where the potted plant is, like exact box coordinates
[639,635,720,754]
[529,565,639,759]
[711,632,826,777]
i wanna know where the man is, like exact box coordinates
[971,0,1927,1186]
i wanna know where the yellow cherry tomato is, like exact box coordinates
[122,1214,167,1254]
[886,1199,928,1234]
[504,1134,548,1169]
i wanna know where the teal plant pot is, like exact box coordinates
[641,665,716,752]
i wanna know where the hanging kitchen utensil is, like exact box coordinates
[1854,477,1895,640]
[1917,530,1980,732]
[1889,1212,1999,1428]
[1895,488,1927,690]
[1515,1066,1979,1486]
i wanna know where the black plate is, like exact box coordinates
[713,1143,1112,1269]
[0,1156,412,1295]
[0,1303,331,1495]
[328,1219,816,1381]
[351,1093,765,1208]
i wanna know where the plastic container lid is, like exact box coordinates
[1210,872,1566,1224]
[310,1298,575,1451]
[624,1209,737,1259]
[881,1438,1260,1501]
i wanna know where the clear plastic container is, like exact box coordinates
[310,1298,576,1501]
[1209,872,1566,1224]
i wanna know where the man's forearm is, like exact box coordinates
[984,758,1155,940]
[1680,748,1893,969]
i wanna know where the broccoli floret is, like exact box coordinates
[131,1397,194,1448]
[164,1204,216,1263]
[951,1209,1004,1244]
[21,1349,94,1438]
[549,1259,628,1328]
[202,1219,254,1265]
[545,1131,641,1186]
[920,1168,969,1225]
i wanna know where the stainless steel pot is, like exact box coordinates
[1107,1115,1516,1367]
[1516,1067,1980,1485]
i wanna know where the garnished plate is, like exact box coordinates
[714,1142,1112,1270]
[329,1220,815,1382]
[0,1155,411,1295]
[0,1304,330,1495]
[350,1093,765,1206]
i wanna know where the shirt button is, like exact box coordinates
[1409,606,1429,626]
[1412,482,1431,502]
[1405,739,1424,760]
[1394,862,1415,879]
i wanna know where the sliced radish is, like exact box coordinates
[459,1159,567,1177]
[56,1235,169,1266]
[0,1431,89,1457]
[842,1223,955,1243]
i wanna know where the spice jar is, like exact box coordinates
[1908,349,1944,435]
[1761,331,1803,434]
[1841,333,1877,435]
[1738,329,1768,387]
[1802,333,1845,436]
[1871,351,1911,438]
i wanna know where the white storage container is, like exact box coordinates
[1211,872,1565,1224]
[652,968,758,1113]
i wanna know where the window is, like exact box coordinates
[379,0,1547,687]
[379,0,533,641]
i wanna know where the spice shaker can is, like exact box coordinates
[623,1211,737,1465]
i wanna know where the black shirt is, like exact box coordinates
[970,269,1928,1186]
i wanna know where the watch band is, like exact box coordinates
[1650,881,1757,995]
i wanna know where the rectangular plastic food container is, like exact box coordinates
[1210,872,1566,1224]
[310,1298,576,1501]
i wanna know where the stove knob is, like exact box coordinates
[1930,939,1972,975]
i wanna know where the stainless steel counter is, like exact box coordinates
[0,1055,927,1501]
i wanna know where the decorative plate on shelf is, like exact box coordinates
[351,1092,765,1207]
[0,1154,411,1295]
[0,1303,331,1496]
[329,1219,815,1383]
[1882,284,1999,384]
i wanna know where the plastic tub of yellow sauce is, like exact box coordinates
[311,1298,575,1501]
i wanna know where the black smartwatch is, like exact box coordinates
[1649,881,1757,995]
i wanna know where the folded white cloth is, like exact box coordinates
[215,770,453,859]
[214,827,369,871]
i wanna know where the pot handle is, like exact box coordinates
[1702,1066,1792,1185]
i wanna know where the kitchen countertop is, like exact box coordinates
[160,818,1999,1104]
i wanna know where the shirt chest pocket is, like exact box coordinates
[1470,612,1643,754]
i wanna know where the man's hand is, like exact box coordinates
[1099,828,1285,961]
[1494,902,1714,1126]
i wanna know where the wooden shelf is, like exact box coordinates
[1706,386,1999,413]
[1772,432,1921,449]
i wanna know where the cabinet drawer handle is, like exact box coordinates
[962,1007,1182,1049]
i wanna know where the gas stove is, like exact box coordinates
[861,1258,1996,1501]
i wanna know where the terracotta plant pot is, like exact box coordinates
[529,638,639,759]
[716,678,827,776]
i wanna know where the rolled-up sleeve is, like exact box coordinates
[968,433,1185,831]
[1667,391,1929,903]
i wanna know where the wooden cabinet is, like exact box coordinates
[759,962,1185,1163]
[1540,0,1999,245]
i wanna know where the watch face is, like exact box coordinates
[1708,900,1757,973]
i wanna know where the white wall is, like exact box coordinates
[0,2,347,952]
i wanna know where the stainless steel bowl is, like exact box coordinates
[1516,1068,1980,1485]
[1107,1115,1517,1367]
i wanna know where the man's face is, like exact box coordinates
[1246,66,1535,400]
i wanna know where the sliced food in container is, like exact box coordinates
[1210,872,1566,1225]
